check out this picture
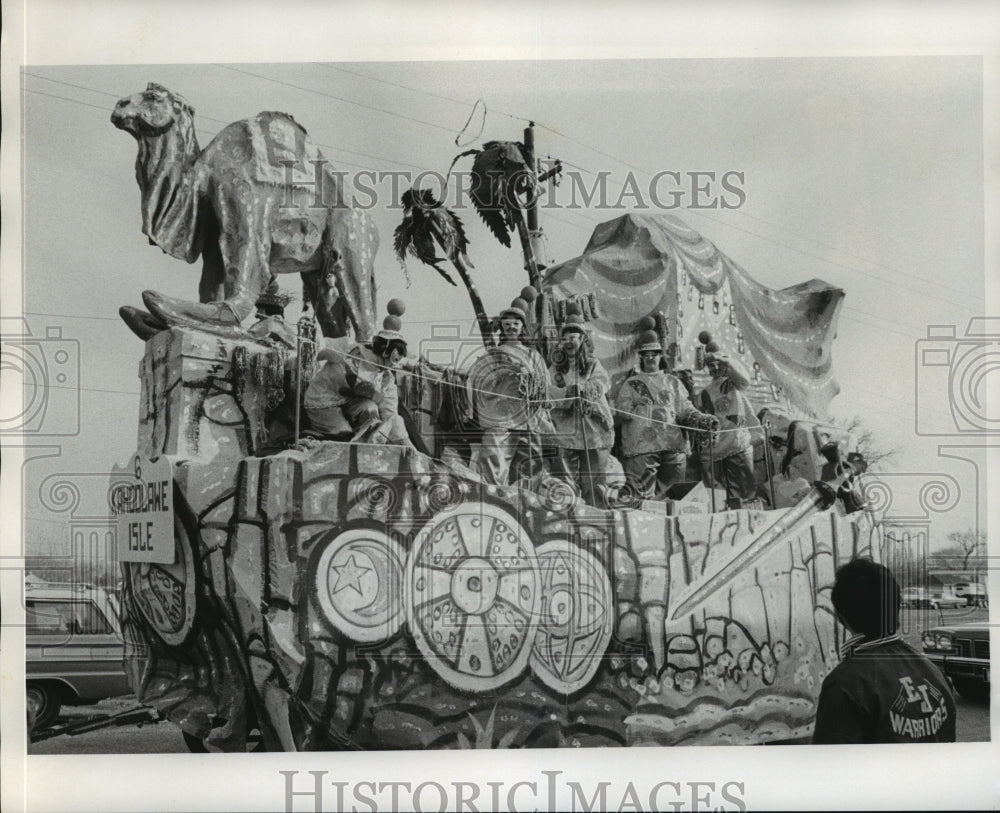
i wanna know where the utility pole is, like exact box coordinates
[522,122,561,326]
[523,124,542,255]
[523,123,562,275]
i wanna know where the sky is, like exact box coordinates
[15,56,988,552]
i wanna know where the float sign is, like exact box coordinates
[109,455,175,564]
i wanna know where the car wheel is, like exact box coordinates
[952,677,989,701]
[26,683,61,730]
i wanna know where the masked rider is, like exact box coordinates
[548,314,615,506]
[475,298,555,488]
[697,352,759,508]
[615,330,718,502]
[304,304,412,446]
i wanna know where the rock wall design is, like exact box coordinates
[121,442,880,750]
[121,327,882,750]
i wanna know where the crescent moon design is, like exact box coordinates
[313,526,405,643]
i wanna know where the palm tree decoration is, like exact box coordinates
[452,141,542,291]
[394,188,495,347]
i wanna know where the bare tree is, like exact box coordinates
[842,414,900,471]
[927,529,988,571]
[914,530,988,606]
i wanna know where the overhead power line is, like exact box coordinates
[534,126,980,309]
[24,74,428,174]
[315,63,532,124]
[24,69,983,320]
[216,64,459,137]
[22,73,121,98]
[44,383,140,396]
[25,311,122,322]
[18,81,956,340]
[24,87,110,113]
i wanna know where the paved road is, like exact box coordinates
[30,606,990,753]
[30,683,989,754]
[953,694,991,742]
[29,697,188,754]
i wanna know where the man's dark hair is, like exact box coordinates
[830,558,900,639]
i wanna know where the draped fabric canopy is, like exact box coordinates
[543,214,844,417]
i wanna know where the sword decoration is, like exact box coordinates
[669,444,866,620]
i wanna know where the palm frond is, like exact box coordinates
[467,140,539,254]
[470,153,512,247]
[393,188,458,285]
[393,185,494,348]
[430,205,470,262]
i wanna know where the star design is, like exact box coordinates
[330,552,373,596]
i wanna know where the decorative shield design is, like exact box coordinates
[530,540,614,694]
[312,526,406,643]
[126,511,197,647]
[468,346,540,430]
[406,503,542,692]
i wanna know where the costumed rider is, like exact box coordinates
[614,329,718,502]
[548,313,615,506]
[475,297,555,488]
[697,350,760,508]
[303,300,412,446]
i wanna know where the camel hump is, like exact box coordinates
[233,111,324,188]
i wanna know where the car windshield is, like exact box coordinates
[26,599,113,635]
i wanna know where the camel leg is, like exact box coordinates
[145,208,271,328]
[319,207,378,341]
[198,239,226,303]
[216,211,272,320]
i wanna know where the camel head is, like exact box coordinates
[111,82,194,138]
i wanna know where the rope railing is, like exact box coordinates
[297,341,826,514]
[314,342,764,436]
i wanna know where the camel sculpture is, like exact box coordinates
[111,83,379,340]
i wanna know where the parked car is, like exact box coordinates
[901,587,930,608]
[25,582,131,728]
[954,582,989,608]
[927,592,967,609]
[901,587,966,609]
[922,621,991,700]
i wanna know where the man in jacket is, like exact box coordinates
[304,311,411,446]
[813,558,956,744]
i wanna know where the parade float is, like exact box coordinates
[106,84,882,752]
